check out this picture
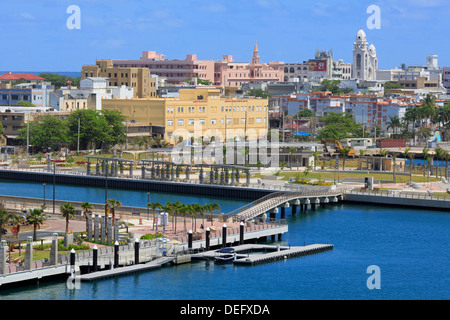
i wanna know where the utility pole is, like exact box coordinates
[77,117,80,154]
[26,120,29,158]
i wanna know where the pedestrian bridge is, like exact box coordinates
[227,186,344,222]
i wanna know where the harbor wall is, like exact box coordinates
[0,170,271,200]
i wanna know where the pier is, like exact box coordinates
[78,256,175,282]
[192,243,334,265]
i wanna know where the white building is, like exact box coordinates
[352,29,378,81]
[80,78,134,110]
[50,78,135,111]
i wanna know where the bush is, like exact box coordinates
[140,233,163,240]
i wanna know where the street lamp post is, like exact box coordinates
[52,163,56,215]
[43,183,46,207]
[147,192,150,220]
[105,160,108,216]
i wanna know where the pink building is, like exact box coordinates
[113,51,215,85]
[113,42,284,86]
[215,41,284,87]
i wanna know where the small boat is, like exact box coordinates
[214,248,235,263]
[214,254,234,263]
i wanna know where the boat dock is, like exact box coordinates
[78,256,174,282]
[192,243,334,265]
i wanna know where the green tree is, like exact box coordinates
[384,82,403,96]
[106,199,121,224]
[386,115,401,135]
[60,202,76,234]
[102,109,127,146]
[16,100,35,107]
[204,203,220,226]
[297,109,315,118]
[66,109,114,150]
[341,147,351,170]
[0,209,12,241]
[27,208,47,241]
[39,73,80,89]
[18,116,68,150]
[359,149,366,170]
[81,202,93,233]
[147,201,162,230]
[318,112,362,140]
[435,147,445,178]
[247,89,271,98]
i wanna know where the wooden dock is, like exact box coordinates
[192,243,333,265]
[78,257,174,282]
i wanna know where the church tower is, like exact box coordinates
[352,28,378,81]
[252,40,260,64]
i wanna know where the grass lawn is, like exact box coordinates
[9,247,92,261]
[254,171,441,184]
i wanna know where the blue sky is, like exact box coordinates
[1,0,449,72]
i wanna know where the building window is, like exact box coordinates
[188,119,195,125]
[199,119,205,125]
[167,120,174,126]
[211,119,217,124]
[177,119,184,125]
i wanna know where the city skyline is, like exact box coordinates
[0,0,449,72]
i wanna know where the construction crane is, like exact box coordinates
[320,138,356,157]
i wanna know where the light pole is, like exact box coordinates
[43,183,46,207]
[52,163,56,215]
[105,160,108,217]
[147,192,150,221]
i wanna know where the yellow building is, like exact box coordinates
[81,60,156,98]
[102,88,269,144]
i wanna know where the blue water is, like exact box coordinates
[0,179,449,300]
[0,71,80,78]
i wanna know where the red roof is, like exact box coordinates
[0,72,44,81]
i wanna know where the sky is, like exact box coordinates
[0,0,449,72]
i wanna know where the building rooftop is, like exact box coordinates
[0,72,44,81]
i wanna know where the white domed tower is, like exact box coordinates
[352,28,378,80]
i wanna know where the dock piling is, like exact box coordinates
[134,238,140,265]
[222,224,227,248]
[93,245,98,272]
[114,241,119,268]
[188,230,193,249]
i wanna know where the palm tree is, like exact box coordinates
[204,203,221,226]
[0,209,12,241]
[147,201,162,230]
[341,147,351,171]
[81,202,93,233]
[386,115,401,136]
[422,147,430,176]
[444,150,449,180]
[27,208,47,241]
[60,202,76,234]
[403,147,411,168]
[162,203,175,236]
[106,199,121,224]
[179,204,190,232]
[312,151,320,171]
[359,149,365,170]
[288,148,296,170]
[379,149,389,171]
[435,147,445,178]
